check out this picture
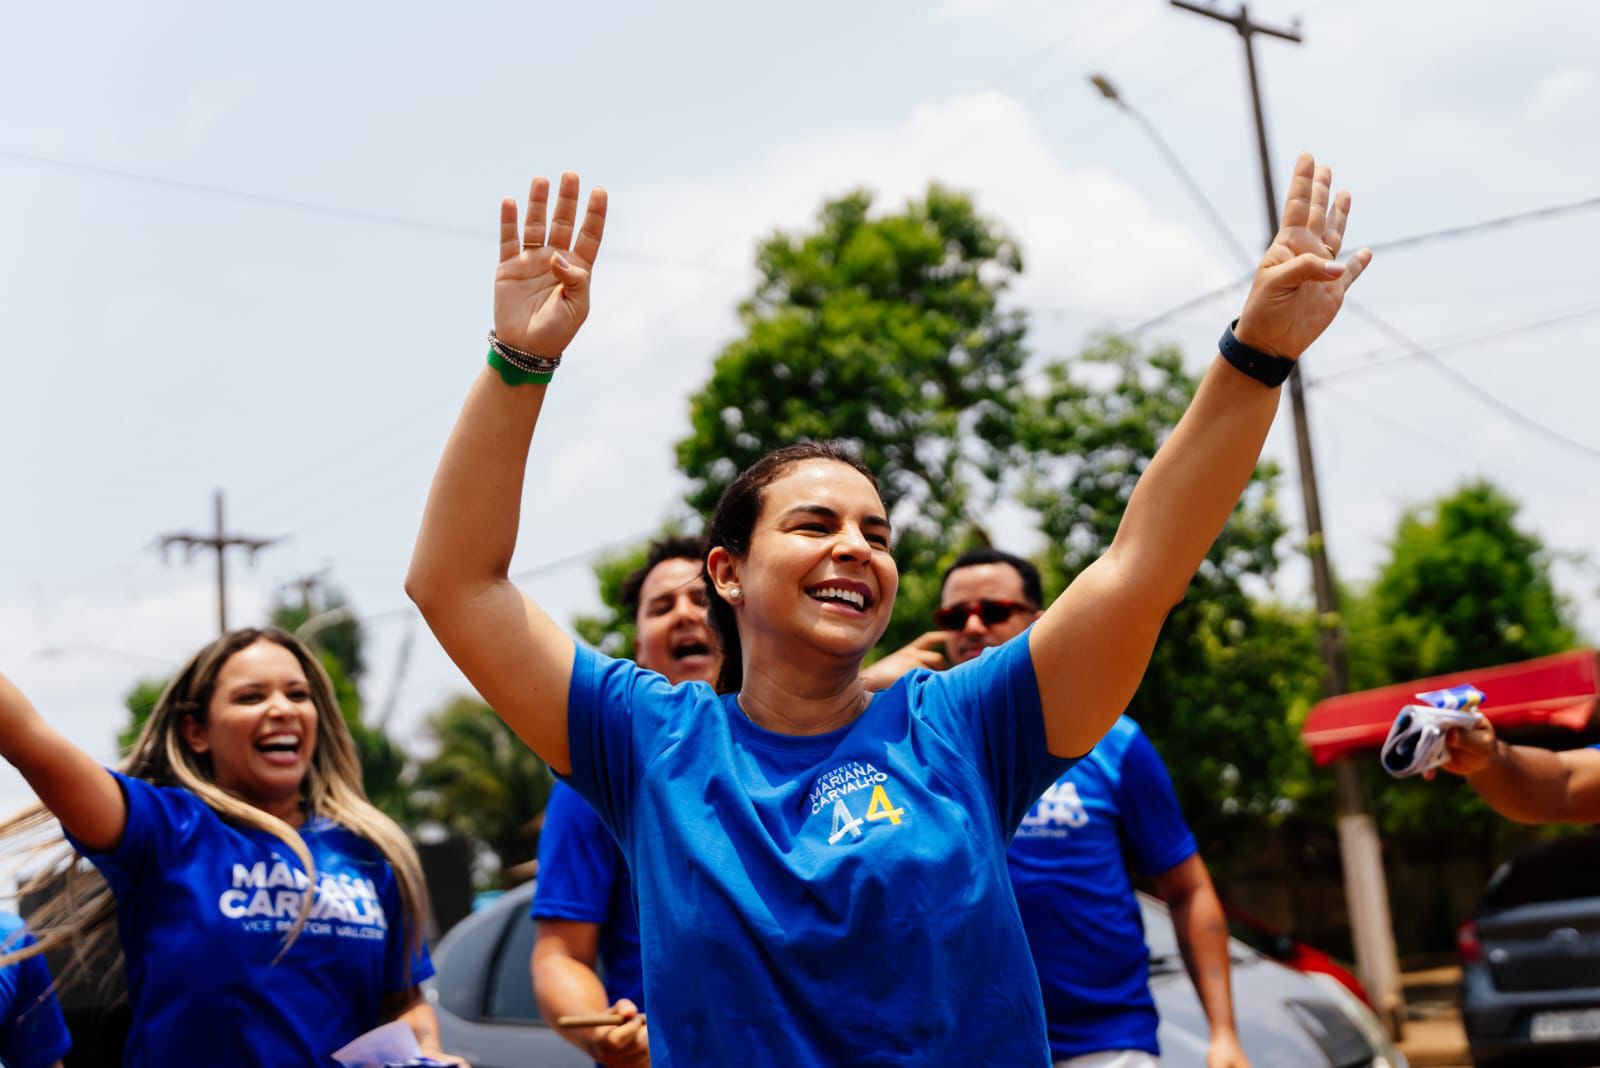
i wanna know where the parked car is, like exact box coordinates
[1142,895,1404,1067]
[426,880,588,1067]
[429,882,1405,1067]
[1459,832,1600,1067]
[1225,904,1373,1006]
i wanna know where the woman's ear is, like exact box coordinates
[179,713,210,755]
[706,546,742,603]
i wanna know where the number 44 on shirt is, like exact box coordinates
[828,785,906,844]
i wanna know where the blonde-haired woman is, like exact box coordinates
[0,627,465,1067]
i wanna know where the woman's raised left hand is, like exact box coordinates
[1234,152,1370,360]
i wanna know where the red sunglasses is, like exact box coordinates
[933,599,1034,630]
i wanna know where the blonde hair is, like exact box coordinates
[0,627,431,995]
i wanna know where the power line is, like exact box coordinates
[1089,73,1258,270]
[1313,381,1584,497]
[1130,193,1600,337]
[1310,298,1600,385]
[1341,302,1600,462]
[1365,193,1600,256]
[0,145,749,278]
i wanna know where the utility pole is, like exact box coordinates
[281,568,331,617]
[159,490,281,634]
[1170,0,1406,1036]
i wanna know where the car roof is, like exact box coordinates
[1479,831,1600,910]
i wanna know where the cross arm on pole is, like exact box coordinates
[1168,0,1301,43]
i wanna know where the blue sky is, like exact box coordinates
[5,0,1600,820]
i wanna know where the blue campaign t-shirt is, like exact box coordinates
[71,772,433,1068]
[563,631,1074,1067]
[530,781,644,1008]
[1007,716,1197,1060]
[0,913,72,1068]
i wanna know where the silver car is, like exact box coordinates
[428,882,1405,1067]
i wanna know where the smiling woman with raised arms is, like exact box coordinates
[0,629,463,1067]
[407,156,1370,1066]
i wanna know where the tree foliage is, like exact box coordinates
[1356,480,1576,686]
[1346,481,1580,837]
[412,696,554,884]
[118,678,167,755]
[675,186,1029,649]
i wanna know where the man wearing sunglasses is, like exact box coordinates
[939,549,1249,1068]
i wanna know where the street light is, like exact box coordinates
[1089,69,1407,1034]
[1087,73,1257,271]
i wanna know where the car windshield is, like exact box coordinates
[1480,833,1600,909]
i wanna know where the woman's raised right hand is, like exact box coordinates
[494,172,608,357]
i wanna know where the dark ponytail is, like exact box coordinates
[702,441,878,694]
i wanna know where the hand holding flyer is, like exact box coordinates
[1381,685,1486,778]
[331,1020,456,1068]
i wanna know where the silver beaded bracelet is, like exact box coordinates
[487,331,562,376]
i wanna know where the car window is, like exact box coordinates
[1481,833,1600,909]
[435,904,506,1021]
[487,912,545,1024]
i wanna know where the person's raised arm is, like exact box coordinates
[1031,152,1371,757]
[1440,718,1600,824]
[406,173,607,776]
[0,672,126,851]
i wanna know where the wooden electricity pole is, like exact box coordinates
[1170,0,1405,1035]
[158,490,280,634]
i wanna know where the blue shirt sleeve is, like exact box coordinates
[564,644,697,846]
[906,629,1075,835]
[64,770,201,896]
[531,783,621,925]
[0,925,73,1068]
[1115,725,1198,878]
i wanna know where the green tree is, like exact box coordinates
[273,588,366,682]
[118,678,167,755]
[1004,334,1324,857]
[1346,480,1580,837]
[413,697,554,885]
[675,185,1030,649]
[1357,480,1577,686]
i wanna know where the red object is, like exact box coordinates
[1300,649,1600,765]
[1457,918,1483,964]
[1224,906,1371,1006]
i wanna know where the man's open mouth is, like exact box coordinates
[670,637,713,661]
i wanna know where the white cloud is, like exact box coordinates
[1527,67,1596,126]
[617,90,1231,328]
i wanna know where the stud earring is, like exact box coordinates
[728,585,743,602]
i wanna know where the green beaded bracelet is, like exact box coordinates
[487,348,553,386]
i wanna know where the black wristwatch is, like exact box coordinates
[1218,319,1297,388]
